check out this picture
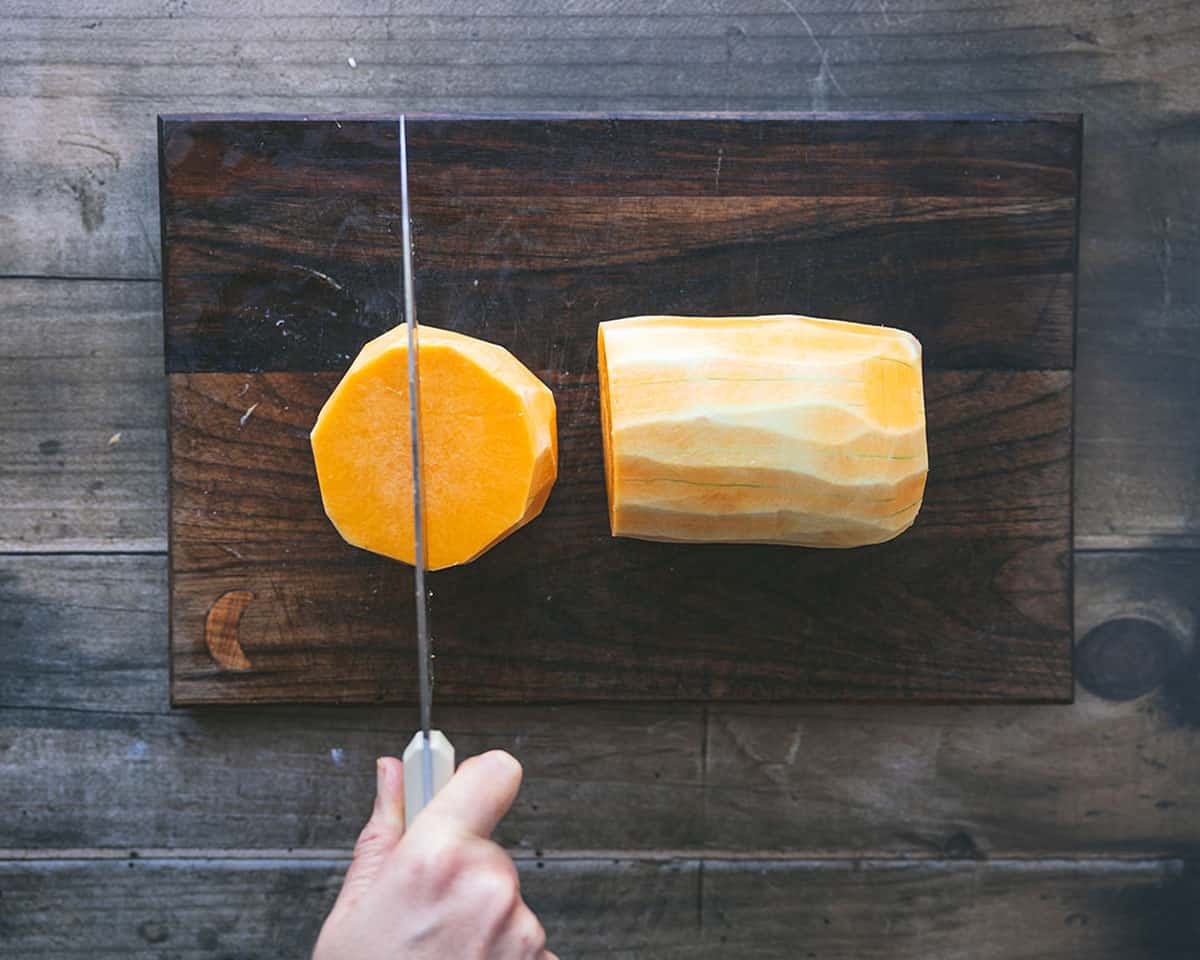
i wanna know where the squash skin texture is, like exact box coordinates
[597,315,927,548]
[311,325,557,570]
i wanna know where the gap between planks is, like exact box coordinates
[3,544,1188,560]
[4,545,1183,559]
[0,849,1191,867]
[0,549,168,557]
[1075,537,1200,553]
[0,274,160,283]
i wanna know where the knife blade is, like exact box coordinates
[399,115,454,828]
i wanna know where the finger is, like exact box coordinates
[515,911,547,960]
[335,757,406,907]
[496,905,546,960]
[416,749,523,839]
[537,952,559,960]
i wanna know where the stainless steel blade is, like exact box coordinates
[399,115,435,808]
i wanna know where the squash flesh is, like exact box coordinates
[311,325,557,569]
[598,315,927,547]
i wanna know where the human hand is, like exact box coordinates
[314,750,556,960]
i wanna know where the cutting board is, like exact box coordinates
[159,113,1079,706]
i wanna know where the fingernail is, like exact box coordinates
[376,758,403,828]
[376,757,388,805]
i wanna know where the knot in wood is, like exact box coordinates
[1077,617,1184,702]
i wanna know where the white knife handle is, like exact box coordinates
[402,730,455,830]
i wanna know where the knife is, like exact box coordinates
[398,115,455,830]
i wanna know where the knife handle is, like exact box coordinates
[402,730,455,830]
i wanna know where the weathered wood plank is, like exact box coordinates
[1075,281,1200,550]
[0,706,703,853]
[2,552,1197,856]
[0,857,1194,958]
[166,369,1071,705]
[0,555,166,714]
[700,858,1200,959]
[0,857,697,958]
[0,280,166,552]
[4,0,1177,29]
[704,550,1200,857]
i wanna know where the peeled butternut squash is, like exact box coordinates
[311,325,557,569]
[597,315,927,548]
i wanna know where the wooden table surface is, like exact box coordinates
[1,2,1197,956]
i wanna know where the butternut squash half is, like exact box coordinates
[597,315,927,548]
[311,325,557,569]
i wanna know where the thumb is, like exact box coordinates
[414,749,523,839]
[335,757,405,908]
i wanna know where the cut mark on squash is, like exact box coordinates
[626,476,910,503]
[626,476,769,489]
[626,375,866,386]
[864,353,921,430]
[869,355,916,369]
[205,590,254,671]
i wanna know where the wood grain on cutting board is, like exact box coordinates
[159,114,1079,705]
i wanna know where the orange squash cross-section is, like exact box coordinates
[311,325,558,569]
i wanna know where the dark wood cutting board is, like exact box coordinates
[159,113,1079,706]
